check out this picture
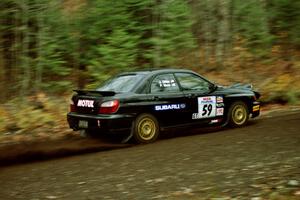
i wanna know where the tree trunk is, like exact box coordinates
[203,0,212,67]
[216,0,230,68]
[35,2,44,92]
[20,0,30,98]
[1,2,15,99]
[152,0,161,68]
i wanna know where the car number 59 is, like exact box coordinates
[197,96,217,118]
[202,104,213,116]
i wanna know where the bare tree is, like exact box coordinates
[215,0,230,68]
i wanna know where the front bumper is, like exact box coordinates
[251,101,260,118]
[67,112,134,133]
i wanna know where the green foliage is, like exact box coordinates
[233,0,273,54]
[268,0,300,50]
[42,81,73,93]
[89,29,139,81]
[100,29,139,68]
[0,0,299,101]
[144,0,196,67]
[36,1,73,92]
[68,0,197,82]
[1,0,300,136]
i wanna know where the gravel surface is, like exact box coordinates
[0,112,300,200]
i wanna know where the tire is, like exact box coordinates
[227,101,249,127]
[133,113,160,144]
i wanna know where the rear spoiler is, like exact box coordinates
[73,90,116,96]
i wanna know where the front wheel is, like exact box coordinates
[227,101,249,127]
[133,113,160,144]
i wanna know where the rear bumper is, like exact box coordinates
[67,112,134,133]
[251,101,260,118]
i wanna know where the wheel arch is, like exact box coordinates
[135,111,166,131]
[225,95,253,113]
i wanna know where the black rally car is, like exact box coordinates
[67,69,260,143]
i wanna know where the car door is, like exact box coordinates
[149,73,188,127]
[174,72,224,125]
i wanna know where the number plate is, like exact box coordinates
[197,96,216,118]
[78,120,88,128]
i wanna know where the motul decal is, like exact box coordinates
[77,100,94,108]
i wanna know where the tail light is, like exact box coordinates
[99,100,120,114]
[70,99,76,112]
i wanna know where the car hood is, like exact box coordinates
[227,83,254,90]
[215,83,260,99]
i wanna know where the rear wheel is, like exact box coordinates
[133,114,159,144]
[228,101,249,127]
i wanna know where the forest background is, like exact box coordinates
[1,0,300,138]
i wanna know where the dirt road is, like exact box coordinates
[1,112,300,199]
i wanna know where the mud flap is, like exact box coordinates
[121,122,134,143]
[221,117,229,127]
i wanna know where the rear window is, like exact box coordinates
[97,74,144,93]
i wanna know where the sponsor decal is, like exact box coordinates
[216,103,224,107]
[192,113,202,119]
[180,104,186,109]
[77,99,94,108]
[217,96,223,103]
[252,105,260,112]
[216,108,224,116]
[192,96,225,119]
[210,119,219,124]
[195,96,217,119]
[155,104,186,111]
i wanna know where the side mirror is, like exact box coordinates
[209,84,217,92]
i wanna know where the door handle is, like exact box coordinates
[149,96,159,101]
[185,93,195,98]
[153,96,160,100]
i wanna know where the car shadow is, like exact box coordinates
[0,135,132,167]
[159,119,259,140]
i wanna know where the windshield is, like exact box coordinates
[97,74,145,93]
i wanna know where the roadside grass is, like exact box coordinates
[0,94,74,143]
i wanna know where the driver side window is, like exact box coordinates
[175,73,211,92]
